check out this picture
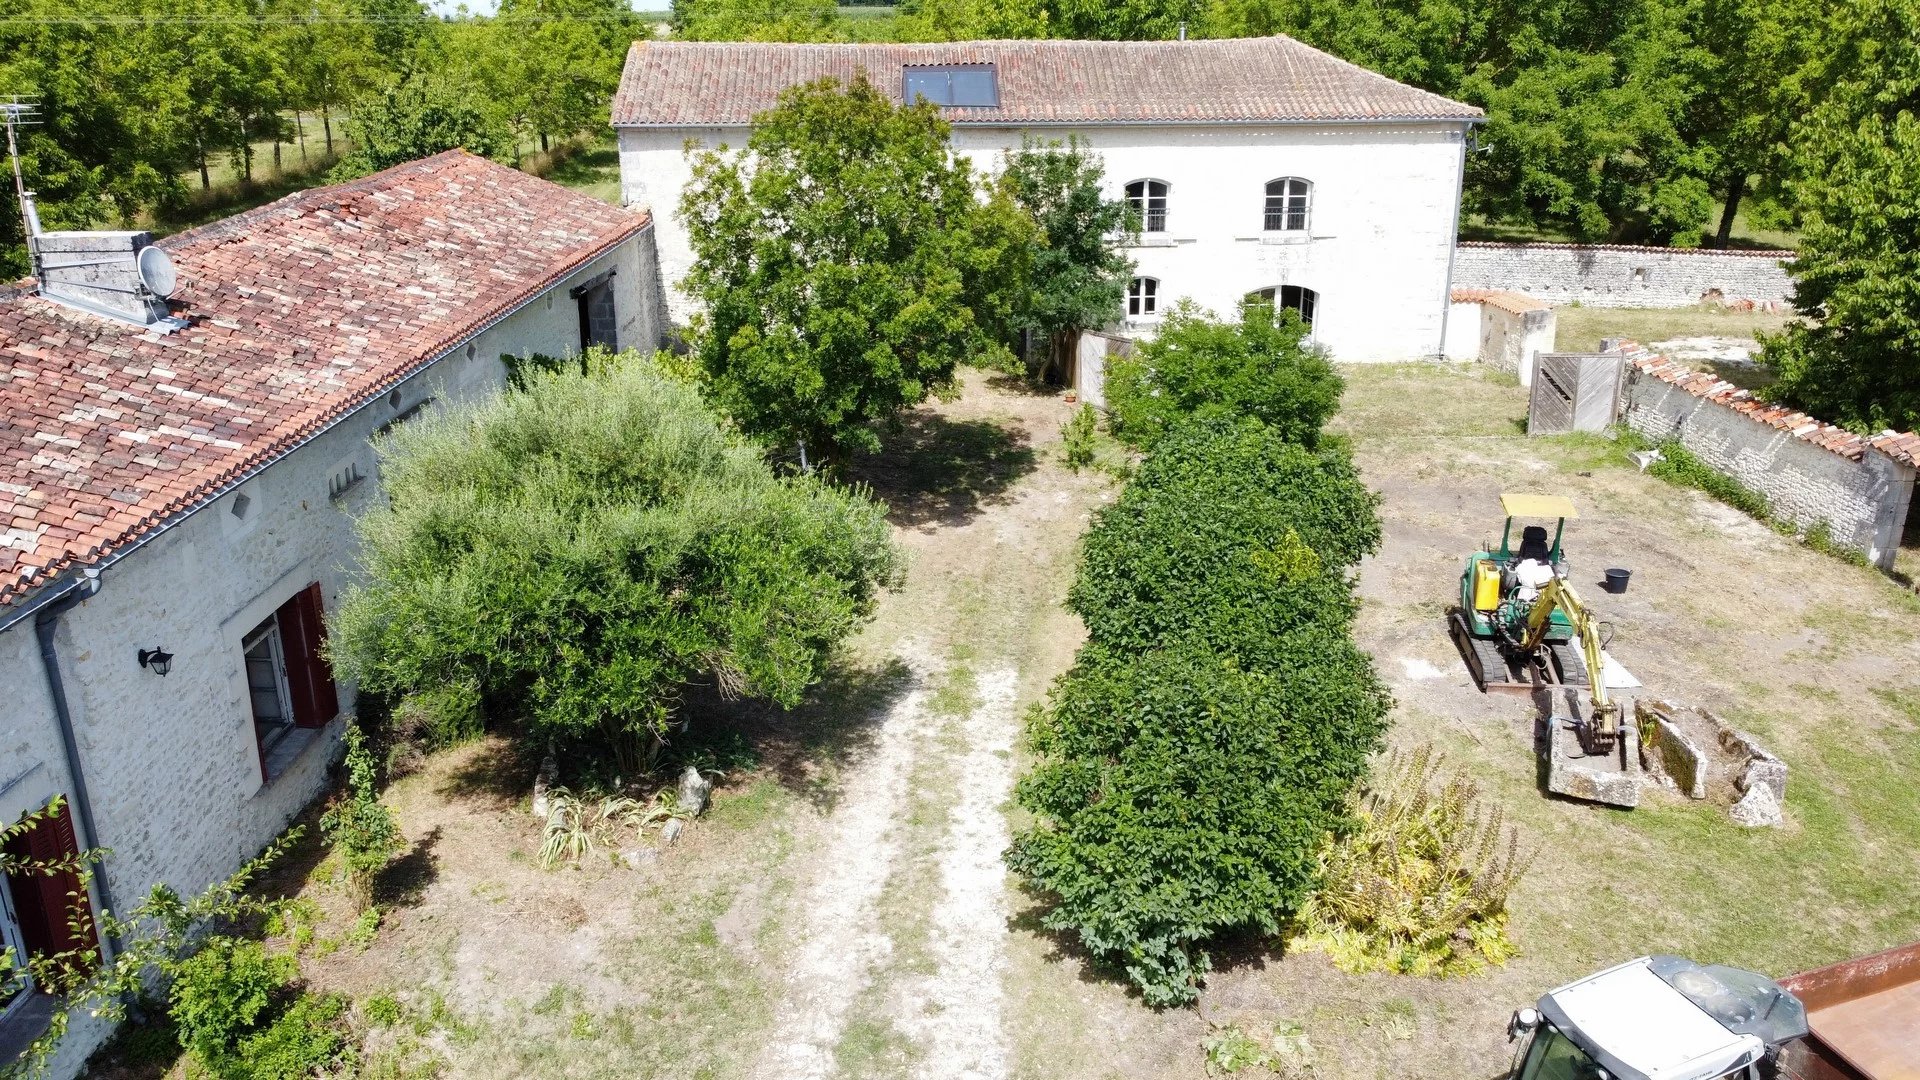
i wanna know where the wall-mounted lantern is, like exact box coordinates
[137,647,174,677]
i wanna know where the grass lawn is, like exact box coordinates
[1554,303,1798,353]
[529,133,623,206]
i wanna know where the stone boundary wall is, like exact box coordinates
[1616,345,1919,569]
[1454,242,1795,309]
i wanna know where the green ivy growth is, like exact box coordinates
[320,725,403,912]
[1062,403,1099,472]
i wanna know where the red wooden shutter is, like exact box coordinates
[278,583,340,729]
[3,800,98,978]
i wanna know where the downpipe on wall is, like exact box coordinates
[32,568,118,967]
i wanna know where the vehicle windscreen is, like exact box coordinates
[1519,1027,1606,1080]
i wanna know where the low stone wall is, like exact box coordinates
[1454,242,1795,309]
[1618,348,1919,569]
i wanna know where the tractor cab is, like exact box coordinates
[1460,493,1579,647]
[1509,956,1808,1080]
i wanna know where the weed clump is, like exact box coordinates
[1291,745,1531,977]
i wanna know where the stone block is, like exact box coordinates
[1641,701,1708,801]
[1730,783,1783,828]
[676,765,712,817]
[1544,717,1641,808]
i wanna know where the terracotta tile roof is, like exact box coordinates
[1458,240,1796,260]
[1619,342,1920,468]
[1450,287,1550,315]
[0,151,650,608]
[611,37,1483,127]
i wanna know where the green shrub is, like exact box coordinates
[329,350,903,774]
[1291,745,1531,977]
[168,937,293,1067]
[1105,302,1341,450]
[1069,417,1381,658]
[1062,403,1099,471]
[321,725,403,911]
[1009,633,1390,1006]
[232,994,347,1080]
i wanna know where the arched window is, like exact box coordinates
[1263,177,1312,232]
[1124,179,1169,233]
[1245,285,1317,326]
[1128,277,1159,316]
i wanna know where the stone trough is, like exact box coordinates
[1636,699,1787,827]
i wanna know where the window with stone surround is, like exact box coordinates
[1263,177,1312,232]
[1128,276,1159,317]
[1124,179,1168,233]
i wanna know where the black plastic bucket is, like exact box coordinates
[1604,568,1631,594]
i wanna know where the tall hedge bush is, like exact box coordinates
[1105,302,1343,450]
[329,352,902,771]
[1008,416,1390,1006]
[1069,416,1381,658]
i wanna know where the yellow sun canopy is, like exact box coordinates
[1500,493,1579,520]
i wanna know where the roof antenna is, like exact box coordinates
[3,96,44,269]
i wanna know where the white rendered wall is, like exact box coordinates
[619,121,1469,361]
[0,229,660,1077]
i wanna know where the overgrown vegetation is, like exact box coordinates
[319,725,403,910]
[1106,303,1342,451]
[680,76,1034,468]
[328,350,902,774]
[1627,435,1869,566]
[1291,745,1530,977]
[169,936,348,1080]
[1009,305,1389,1006]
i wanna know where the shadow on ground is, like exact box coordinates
[687,656,916,813]
[851,410,1038,530]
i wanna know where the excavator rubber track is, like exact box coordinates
[1548,642,1591,687]
[1448,607,1536,694]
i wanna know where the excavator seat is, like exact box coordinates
[1516,525,1551,564]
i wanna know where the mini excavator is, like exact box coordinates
[1449,495,1635,801]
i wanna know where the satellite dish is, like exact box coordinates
[137,245,177,299]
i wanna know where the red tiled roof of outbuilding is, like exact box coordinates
[611,38,1484,127]
[0,151,650,608]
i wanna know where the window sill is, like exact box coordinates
[258,724,327,788]
[1126,236,1197,249]
[0,992,56,1066]
[1235,233,1323,245]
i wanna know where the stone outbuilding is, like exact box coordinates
[0,150,661,1073]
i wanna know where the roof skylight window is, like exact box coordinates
[903,64,999,108]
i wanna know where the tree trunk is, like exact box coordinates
[1714,171,1746,249]
[540,131,550,154]
[322,104,333,154]
[198,143,210,190]
[272,135,282,174]
[296,110,307,164]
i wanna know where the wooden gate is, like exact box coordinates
[1528,353,1625,435]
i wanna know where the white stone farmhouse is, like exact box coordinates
[0,151,660,1074]
[612,37,1483,361]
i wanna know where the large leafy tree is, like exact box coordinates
[670,0,842,41]
[1763,1,1920,432]
[329,352,902,773]
[995,137,1136,379]
[327,78,512,181]
[680,75,1035,467]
